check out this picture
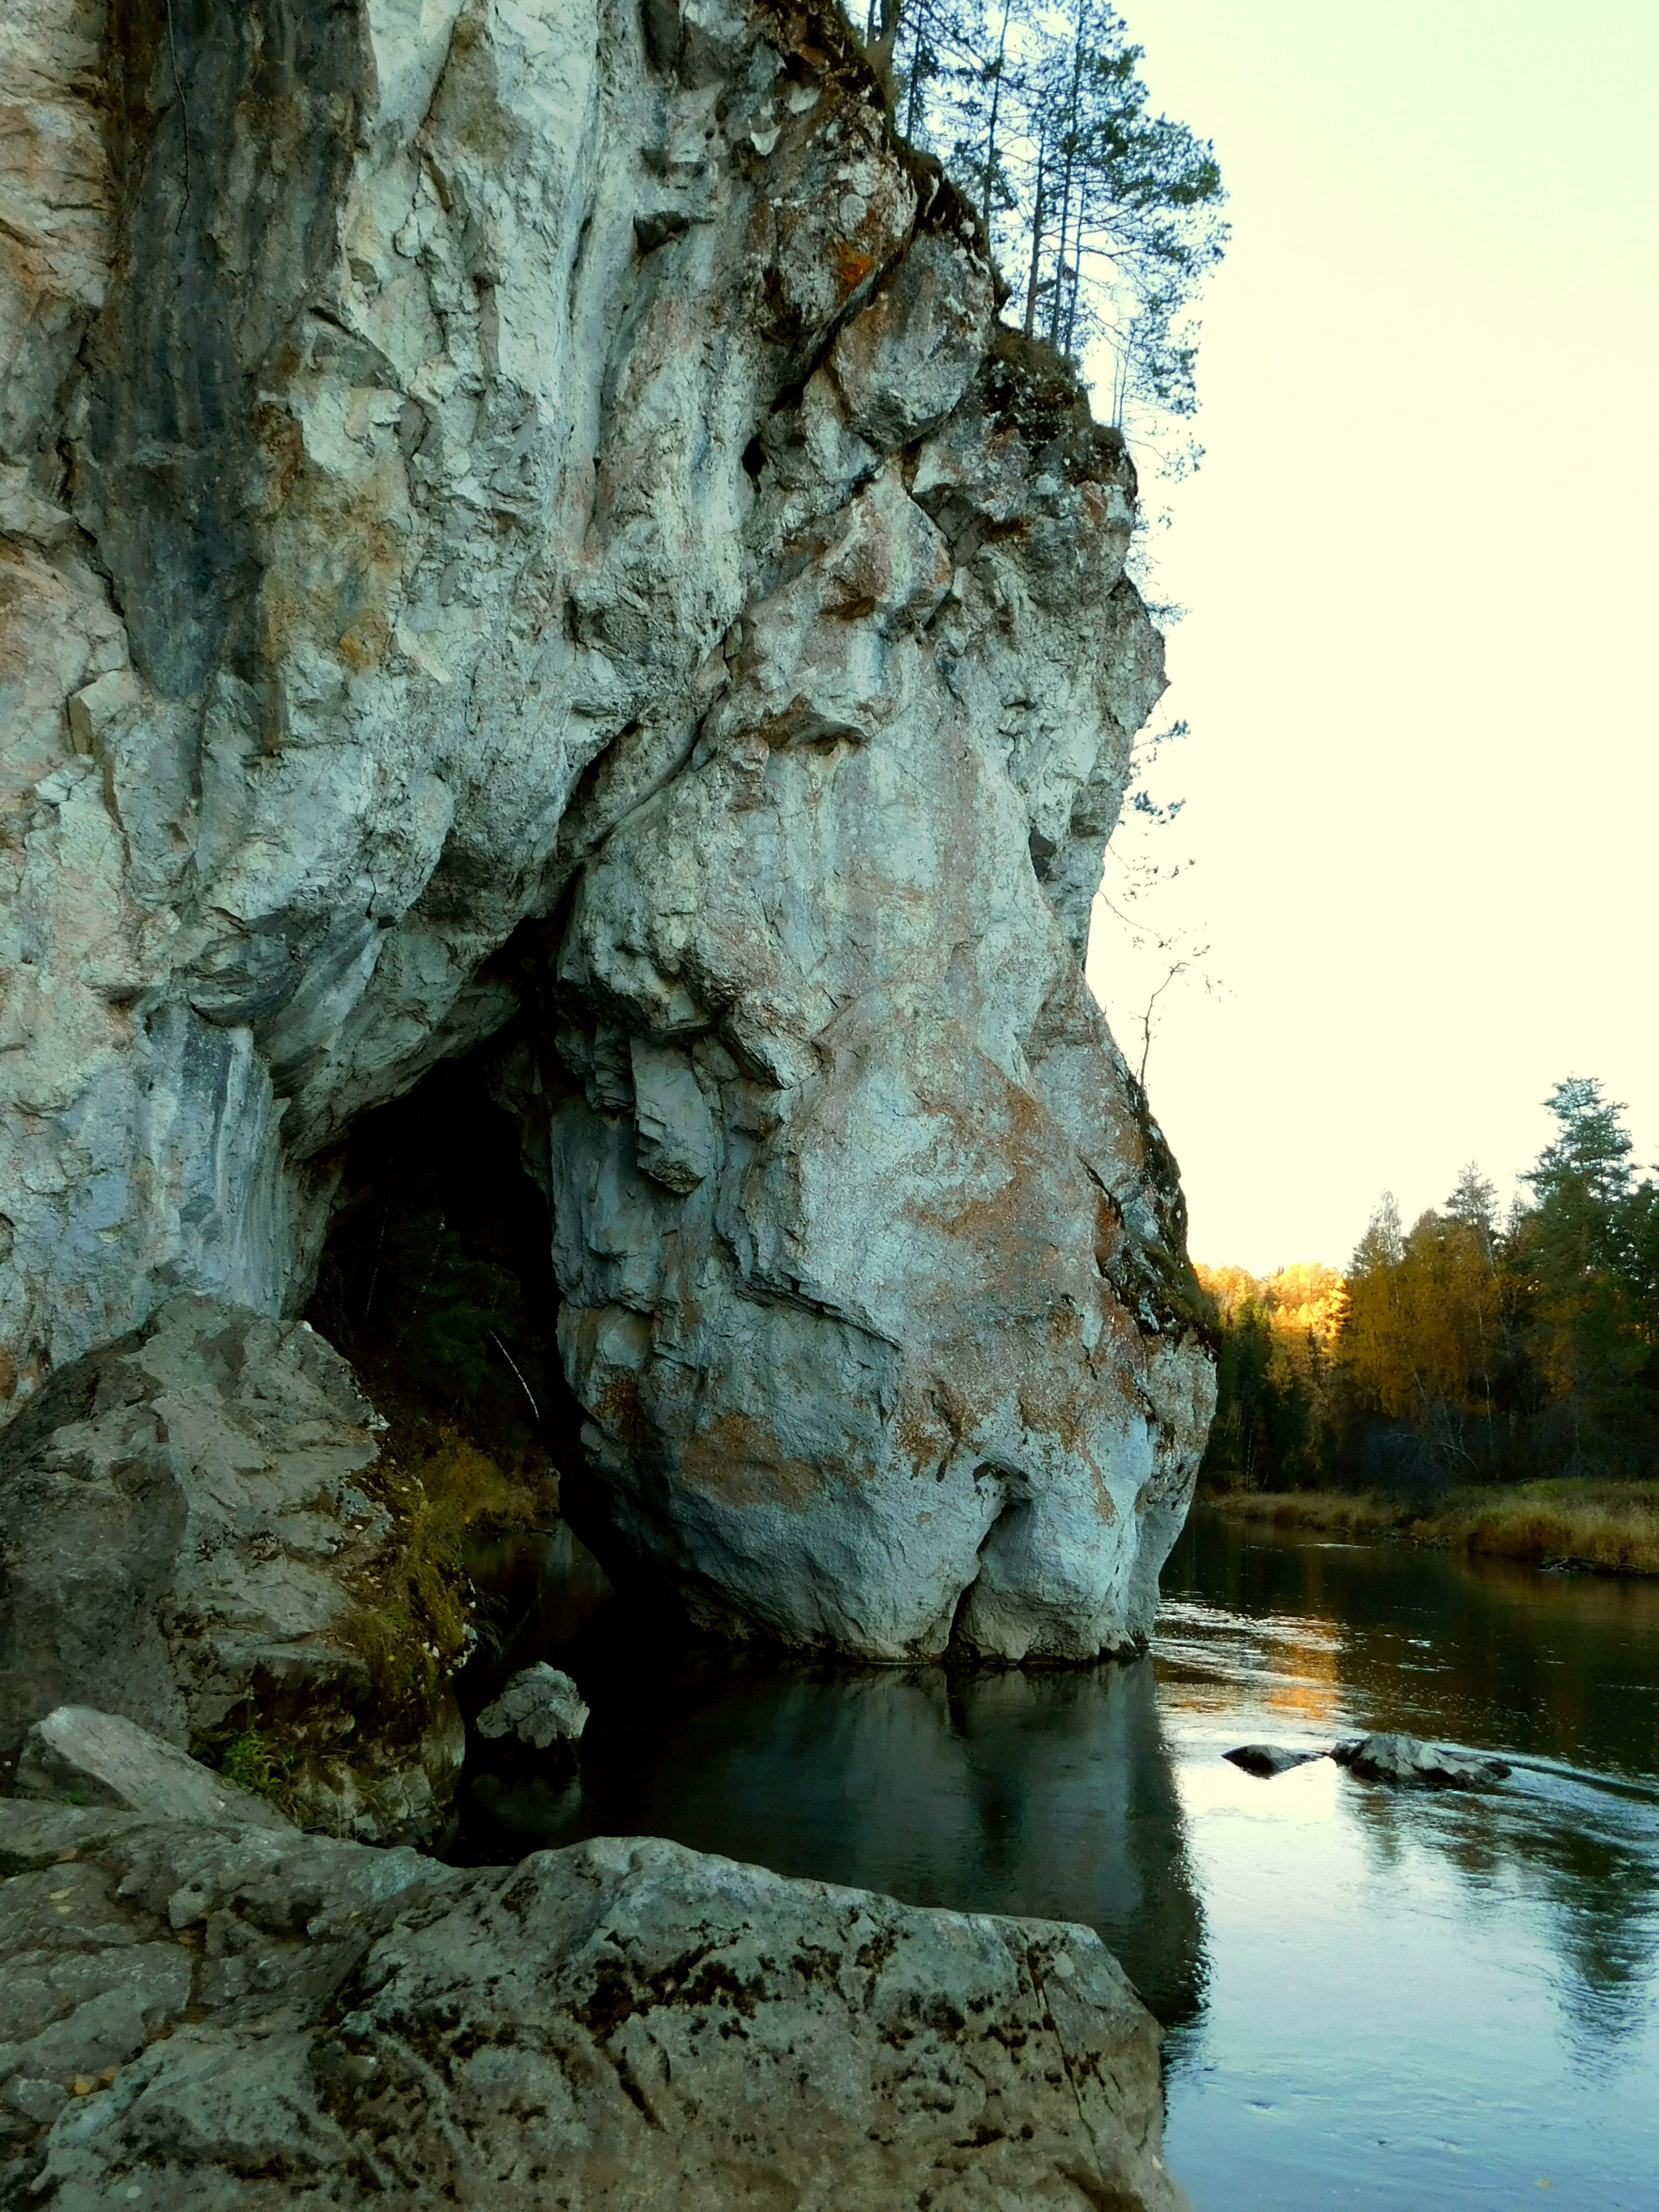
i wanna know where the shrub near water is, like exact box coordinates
[1435,1481,1659,1574]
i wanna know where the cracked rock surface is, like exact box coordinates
[1,0,1213,1660]
[0,1801,1192,2210]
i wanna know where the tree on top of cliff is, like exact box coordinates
[864,0,1227,455]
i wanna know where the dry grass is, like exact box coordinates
[1199,1488,1416,1537]
[1430,1480,1659,1574]
[1203,1480,1659,1575]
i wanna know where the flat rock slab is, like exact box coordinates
[16,1706,293,1830]
[1224,1744,1327,1779]
[1333,1732,1512,1791]
[0,1808,1192,2210]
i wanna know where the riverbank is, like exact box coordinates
[1201,1479,1659,1575]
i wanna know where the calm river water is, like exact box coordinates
[457,1510,1659,2210]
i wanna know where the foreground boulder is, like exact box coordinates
[0,1297,463,1841]
[0,0,1211,1663]
[0,1802,1191,2210]
[1333,1733,1512,1791]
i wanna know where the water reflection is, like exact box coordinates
[455,1510,1659,2208]
[455,1563,1205,2026]
[1163,1511,1659,1784]
[1157,1510,1659,2210]
[1161,1509,1659,2053]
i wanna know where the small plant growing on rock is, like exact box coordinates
[218,1723,289,1800]
[343,1431,552,1718]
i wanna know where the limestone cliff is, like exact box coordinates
[0,0,1213,1666]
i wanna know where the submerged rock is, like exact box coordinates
[1333,1732,1512,1791]
[0,1296,463,1840]
[1224,1744,1327,1779]
[475,1664,589,1755]
[0,0,1211,1663]
[0,1802,1192,2210]
[15,1708,292,1831]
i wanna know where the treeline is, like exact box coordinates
[866,0,1226,445]
[1201,1080,1659,1493]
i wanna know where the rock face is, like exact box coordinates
[0,1801,1192,2210]
[0,0,1212,1659]
[0,1294,463,1838]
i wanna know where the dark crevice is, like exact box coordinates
[305,1031,584,1484]
[945,1467,1030,1665]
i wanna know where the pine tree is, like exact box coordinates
[881,0,1226,446]
[1512,1080,1648,1471]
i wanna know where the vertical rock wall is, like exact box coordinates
[0,0,1213,1661]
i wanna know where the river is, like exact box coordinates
[455,1509,1659,2210]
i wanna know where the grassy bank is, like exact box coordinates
[1201,1480,1659,1576]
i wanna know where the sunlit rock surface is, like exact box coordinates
[0,0,1212,1660]
[0,1803,1192,2211]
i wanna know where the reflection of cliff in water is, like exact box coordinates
[455,1547,1205,2029]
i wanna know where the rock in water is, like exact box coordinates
[0,0,1212,1660]
[15,1706,293,1830]
[1224,1744,1328,1779]
[1333,1733,1512,1790]
[475,1664,590,1754]
[0,1296,463,1840]
[0,1805,1192,2211]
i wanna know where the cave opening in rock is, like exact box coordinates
[302,1036,595,1647]
[307,1043,570,1463]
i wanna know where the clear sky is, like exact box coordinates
[1079,0,1659,1274]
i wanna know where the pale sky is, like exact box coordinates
[1080,0,1659,1274]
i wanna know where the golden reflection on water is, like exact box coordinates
[1264,1629,1343,1723]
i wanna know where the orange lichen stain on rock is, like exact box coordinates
[1015,1356,1113,1473]
[336,608,391,671]
[833,241,876,294]
[679,1408,827,1510]
[903,1084,1066,1287]
[892,1388,963,1482]
[591,1369,651,1452]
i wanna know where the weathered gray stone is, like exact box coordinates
[0,1804,1191,2210]
[1224,1744,1327,1779]
[1333,1732,1512,1791]
[15,1710,293,1831]
[1,0,1213,1662]
[474,1664,589,1754]
[0,1296,461,1840]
